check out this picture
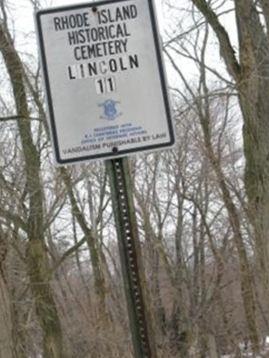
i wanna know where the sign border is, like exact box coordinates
[36,0,175,164]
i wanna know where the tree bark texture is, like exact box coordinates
[60,167,109,321]
[0,23,64,358]
[0,274,13,358]
[191,0,269,350]
[191,0,269,301]
[235,0,269,300]
[0,233,14,358]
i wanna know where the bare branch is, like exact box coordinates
[50,235,87,275]
[191,0,241,81]
[0,115,43,122]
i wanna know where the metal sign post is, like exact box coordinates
[106,157,155,358]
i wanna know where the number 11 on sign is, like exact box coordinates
[95,77,116,94]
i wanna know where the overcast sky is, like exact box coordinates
[14,0,165,37]
[12,0,166,69]
[7,0,237,96]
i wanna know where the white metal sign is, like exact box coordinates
[36,0,175,164]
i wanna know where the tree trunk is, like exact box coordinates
[0,233,14,358]
[0,22,64,358]
[60,168,109,322]
[0,274,14,358]
[235,0,269,303]
[207,334,219,358]
[185,3,261,350]
[26,240,64,358]
[191,0,269,310]
[170,195,190,357]
[201,113,259,353]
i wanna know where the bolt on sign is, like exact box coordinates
[36,0,175,165]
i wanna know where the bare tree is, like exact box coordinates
[0,3,64,356]
[190,0,269,310]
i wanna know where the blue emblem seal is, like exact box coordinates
[99,99,122,121]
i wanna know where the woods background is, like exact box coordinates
[1,0,269,357]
